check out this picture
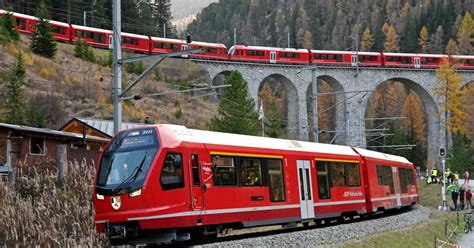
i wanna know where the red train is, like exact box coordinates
[1,9,473,69]
[93,124,418,245]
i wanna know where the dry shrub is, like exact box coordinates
[38,67,57,80]
[0,161,107,246]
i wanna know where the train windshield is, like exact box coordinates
[96,128,159,193]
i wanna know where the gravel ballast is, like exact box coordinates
[202,205,431,247]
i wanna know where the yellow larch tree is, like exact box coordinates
[361,27,375,51]
[418,26,429,53]
[434,61,467,134]
[383,24,400,52]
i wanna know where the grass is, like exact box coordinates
[341,181,466,248]
[0,161,107,246]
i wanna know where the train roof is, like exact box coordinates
[71,24,112,34]
[311,50,380,56]
[7,11,68,27]
[121,32,149,39]
[157,124,359,157]
[190,41,227,48]
[382,52,446,58]
[150,36,185,43]
[353,147,412,164]
[230,45,309,53]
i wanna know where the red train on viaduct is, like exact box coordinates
[1,10,473,69]
[93,124,418,245]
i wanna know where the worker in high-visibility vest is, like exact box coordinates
[446,168,451,184]
[431,168,438,183]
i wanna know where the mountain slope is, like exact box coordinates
[187,0,472,53]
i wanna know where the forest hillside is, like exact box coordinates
[187,0,473,54]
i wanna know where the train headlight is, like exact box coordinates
[96,194,105,200]
[129,189,142,198]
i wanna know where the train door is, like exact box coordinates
[270,51,277,63]
[297,160,315,220]
[392,167,402,206]
[182,45,189,58]
[108,35,113,49]
[414,57,421,68]
[351,54,358,66]
[187,148,206,224]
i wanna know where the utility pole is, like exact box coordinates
[233,28,236,46]
[163,23,166,38]
[311,68,318,143]
[113,0,122,134]
[83,11,86,26]
[287,32,290,48]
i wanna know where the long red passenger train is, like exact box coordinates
[1,9,473,69]
[93,124,418,245]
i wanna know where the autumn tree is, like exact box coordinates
[401,93,427,169]
[445,38,458,55]
[209,71,259,135]
[434,61,466,135]
[30,1,57,58]
[418,26,429,53]
[303,31,313,49]
[258,83,286,138]
[456,12,474,55]
[361,27,375,51]
[2,52,26,125]
[382,23,400,52]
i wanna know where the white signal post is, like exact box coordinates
[440,147,449,211]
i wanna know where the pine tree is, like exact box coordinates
[209,71,259,135]
[450,129,474,173]
[429,25,445,54]
[153,0,177,37]
[456,12,474,55]
[383,24,400,52]
[265,101,286,138]
[30,1,57,58]
[418,26,429,53]
[434,60,467,134]
[360,27,375,51]
[2,52,26,125]
[0,7,20,44]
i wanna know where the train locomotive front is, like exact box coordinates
[93,126,193,244]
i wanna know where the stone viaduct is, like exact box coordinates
[194,60,474,166]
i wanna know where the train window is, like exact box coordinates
[93,33,105,43]
[332,163,345,186]
[360,56,377,61]
[212,155,236,186]
[421,58,428,64]
[280,52,300,58]
[192,154,200,187]
[399,168,408,193]
[160,153,184,190]
[268,159,285,202]
[123,37,139,46]
[345,163,361,186]
[247,50,264,57]
[377,165,395,193]
[16,18,26,30]
[51,26,67,35]
[240,158,263,186]
[336,55,343,62]
[316,161,331,199]
[467,59,474,66]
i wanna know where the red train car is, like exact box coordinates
[188,41,228,60]
[93,124,418,245]
[228,45,311,64]
[453,55,474,70]
[353,148,418,212]
[121,32,150,54]
[310,50,382,67]
[382,53,448,69]
[71,24,112,49]
[150,37,185,54]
